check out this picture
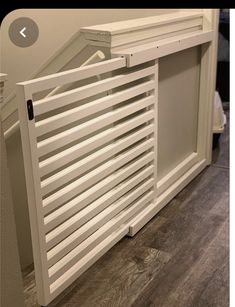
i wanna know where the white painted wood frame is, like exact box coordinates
[16,9,218,306]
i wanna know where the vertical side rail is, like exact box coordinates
[197,9,219,163]
[204,9,219,164]
[196,43,211,161]
[127,60,158,237]
[16,85,50,306]
[153,60,159,199]
[144,60,158,199]
[143,60,158,199]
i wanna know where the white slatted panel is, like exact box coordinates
[17,57,158,305]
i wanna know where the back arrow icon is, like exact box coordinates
[20,27,26,38]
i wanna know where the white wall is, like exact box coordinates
[0,9,179,269]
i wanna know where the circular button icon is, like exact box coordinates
[9,17,39,47]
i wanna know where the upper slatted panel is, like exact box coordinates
[19,57,126,94]
[34,65,155,119]
[18,56,157,302]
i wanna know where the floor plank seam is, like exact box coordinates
[211,164,229,170]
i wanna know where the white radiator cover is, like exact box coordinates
[16,10,219,306]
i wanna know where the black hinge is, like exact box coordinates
[27,99,34,120]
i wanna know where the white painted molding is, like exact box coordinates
[81,11,204,51]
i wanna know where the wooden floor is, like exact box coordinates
[23,111,229,307]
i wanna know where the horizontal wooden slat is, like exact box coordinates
[44,164,154,233]
[37,95,154,157]
[36,80,155,136]
[49,191,154,292]
[47,187,154,268]
[43,151,154,219]
[18,57,126,94]
[34,65,155,116]
[43,138,154,213]
[39,110,154,178]
[46,177,154,252]
[49,224,129,296]
[41,124,154,196]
